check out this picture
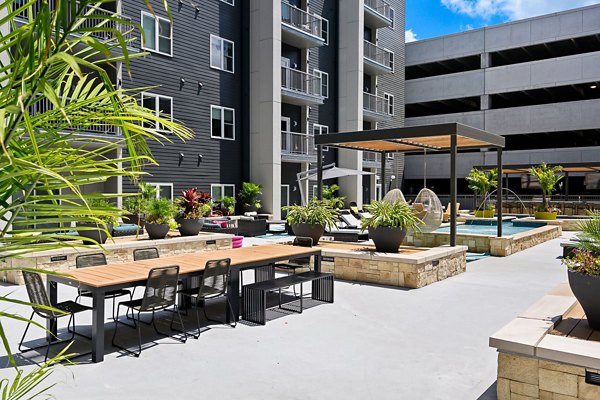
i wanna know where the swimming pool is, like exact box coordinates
[435,220,546,236]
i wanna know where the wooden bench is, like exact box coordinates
[242,271,334,325]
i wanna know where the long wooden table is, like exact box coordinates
[46,244,321,362]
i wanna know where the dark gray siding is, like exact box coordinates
[121,0,244,197]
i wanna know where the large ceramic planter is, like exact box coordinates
[291,223,325,245]
[76,222,112,245]
[368,227,407,253]
[175,218,204,236]
[145,223,170,240]
[568,270,600,330]
[474,209,495,218]
[535,211,558,220]
[243,204,259,213]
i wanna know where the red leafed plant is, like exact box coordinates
[176,188,212,219]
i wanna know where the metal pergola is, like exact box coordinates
[314,123,506,246]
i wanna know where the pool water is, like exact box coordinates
[435,220,546,236]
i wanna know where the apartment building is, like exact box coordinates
[403,4,600,196]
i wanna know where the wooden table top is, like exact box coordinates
[48,244,319,288]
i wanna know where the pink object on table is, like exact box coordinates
[232,235,243,248]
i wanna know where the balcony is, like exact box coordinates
[281,1,328,48]
[363,92,392,122]
[363,152,382,167]
[14,0,132,42]
[281,131,316,161]
[29,97,118,135]
[364,40,394,75]
[364,0,393,28]
[281,67,326,106]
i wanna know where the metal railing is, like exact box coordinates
[281,66,324,97]
[281,131,315,156]
[364,40,394,70]
[364,0,393,21]
[14,0,132,42]
[281,1,327,40]
[28,97,118,135]
[363,92,390,115]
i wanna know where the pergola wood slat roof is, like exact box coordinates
[314,123,505,152]
[477,162,600,174]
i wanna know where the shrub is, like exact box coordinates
[283,198,339,230]
[361,200,423,231]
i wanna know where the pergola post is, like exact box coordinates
[450,134,457,247]
[565,171,570,199]
[317,145,323,200]
[497,147,503,237]
[380,151,387,200]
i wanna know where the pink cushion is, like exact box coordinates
[219,221,229,228]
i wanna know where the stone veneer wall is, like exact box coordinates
[497,352,600,400]
[0,235,232,285]
[405,226,561,257]
[319,250,466,289]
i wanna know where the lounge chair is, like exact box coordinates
[326,213,369,242]
[442,202,461,222]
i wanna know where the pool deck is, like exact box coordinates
[0,232,574,399]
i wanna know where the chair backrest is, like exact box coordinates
[291,237,312,266]
[198,258,231,298]
[349,201,360,216]
[76,253,107,269]
[22,271,54,318]
[140,265,180,312]
[133,247,160,261]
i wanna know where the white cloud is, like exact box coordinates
[405,29,418,43]
[441,0,600,21]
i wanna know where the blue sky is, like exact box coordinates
[405,0,600,42]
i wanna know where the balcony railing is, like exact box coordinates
[281,131,315,156]
[364,40,394,70]
[14,0,132,42]
[363,92,390,115]
[281,66,324,97]
[364,0,393,21]
[281,1,327,41]
[29,97,118,135]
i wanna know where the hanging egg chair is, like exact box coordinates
[382,189,407,204]
[413,188,443,233]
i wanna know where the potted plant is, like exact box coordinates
[361,200,423,253]
[122,182,157,230]
[145,198,178,239]
[529,163,563,220]
[76,198,119,245]
[322,184,346,209]
[563,211,600,329]
[466,168,498,218]
[220,196,236,216]
[174,188,211,236]
[283,198,339,245]
[238,182,262,213]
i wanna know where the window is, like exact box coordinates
[211,184,235,201]
[314,70,328,98]
[384,93,394,115]
[141,12,172,56]
[211,105,235,140]
[389,8,395,29]
[210,35,234,73]
[141,93,173,132]
[220,0,234,4]
[322,19,329,44]
[313,124,329,151]
[148,183,173,200]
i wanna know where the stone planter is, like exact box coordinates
[568,269,600,330]
[474,209,495,218]
[291,223,325,245]
[368,226,407,253]
[175,218,204,236]
[145,223,170,240]
[535,211,558,220]
[76,222,112,245]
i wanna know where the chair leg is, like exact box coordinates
[171,305,187,343]
[194,304,202,339]
[18,312,35,353]
[225,298,237,328]
[112,306,142,358]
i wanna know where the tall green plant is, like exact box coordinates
[238,182,262,209]
[529,163,563,212]
[0,0,192,394]
[283,198,339,230]
[575,211,600,254]
[361,200,423,231]
[322,184,346,209]
[465,168,498,210]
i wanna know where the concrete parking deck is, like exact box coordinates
[0,233,573,399]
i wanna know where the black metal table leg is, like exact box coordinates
[46,279,58,342]
[227,267,240,323]
[314,254,321,273]
[91,289,106,363]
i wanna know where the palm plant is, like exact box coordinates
[283,198,339,230]
[575,211,600,254]
[529,163,563,212]
[466,168,498,211]
[361,200,423,231]
[0,0,193,394]
[322,184,346,209]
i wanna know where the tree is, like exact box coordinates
[465,168,498,210]
[529,163,563,212]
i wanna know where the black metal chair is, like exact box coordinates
[273,237,313,296]
[178,258,235,339]
[111,265,187,357]
[133,247,159,261]
[75,253,131,321]
[19,271,91,362]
